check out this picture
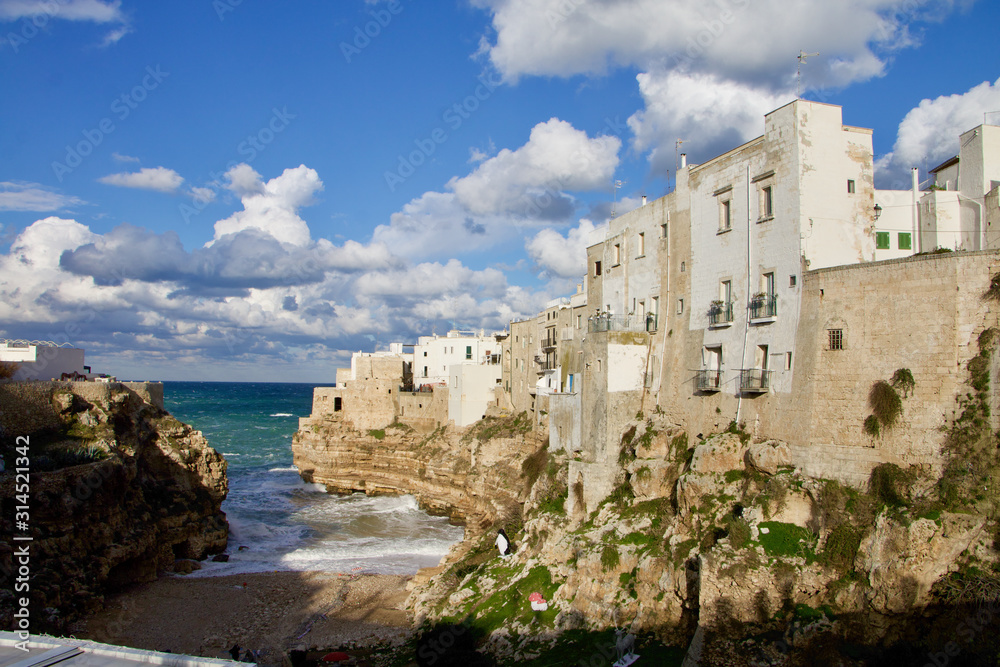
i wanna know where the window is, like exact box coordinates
[876,232,890,249]
[760,185,773,219]
[763,272,774,296]
[789,275,797,287]
[423,366,428,377]
[595,260,602,276]
[677,298,684,314]
[423,351,427,356]
[847,179,856,194]
[828,329,844,350]
[898,232,912,250]
[334,397,342,411]
[756,344,769,370]
[786,352,792,370]
[466,346,472,360]
[637,232,645,257]
[680,261,686,272]
[719,199,732,231]
[597,359,602,372]
[577,314,582,329]
[661,223,668,238]
[721,280,732,302]
[613,243,621,265]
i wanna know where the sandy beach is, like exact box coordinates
[73,570,415,664]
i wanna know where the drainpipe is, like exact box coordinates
[911,167,921,253]
[736,165,751,425]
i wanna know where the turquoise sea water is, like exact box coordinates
[162,381,464,577]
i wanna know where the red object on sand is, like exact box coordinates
[528,592,545,603]
[321,652,350,662]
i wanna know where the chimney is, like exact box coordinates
[641,195,647,206]
[680,153,687,169]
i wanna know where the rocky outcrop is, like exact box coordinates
[292,412,544,527]
[402,416,999,664]
[0,382,228,633]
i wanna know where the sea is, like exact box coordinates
[162,381,464,578]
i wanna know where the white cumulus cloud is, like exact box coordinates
[212,164,322,247]
[628,69,794,173]
[526,218,606,280]
[448,118,621,217]
[876,77,1000,187]
[98,167,184,193]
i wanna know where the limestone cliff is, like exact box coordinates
[0,381,228,633]
[405,414,1000,664]
[292,412,544,527]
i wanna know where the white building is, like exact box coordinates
[448,362,503,427]
[688,99,875,398]
[0,340,88,380]
[873,119,1000,257]
[412,330,505,388]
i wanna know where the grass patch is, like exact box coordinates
[462,412,532,443]
[817,524,862,572]
[465,565,560,635]
[368,429,386,440]
[600,544,620,572]
[757,521,815,559]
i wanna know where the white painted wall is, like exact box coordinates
[874,190,917,260]
[448,362,503,426]
[1,344,86,380]
[414,331,502,387]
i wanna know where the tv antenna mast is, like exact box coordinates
[611,179,626,218]
[797,50,819,98]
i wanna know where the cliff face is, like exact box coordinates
[0,382,228,633]
[292,412,543,527]
[405,415,999,664]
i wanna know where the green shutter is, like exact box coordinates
[898,232,911,250]
[876,232,890,249]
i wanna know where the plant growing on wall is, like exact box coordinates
[891,368,916,398]
[0,361,19,379]
[863,379,905,439]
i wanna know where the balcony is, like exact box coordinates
[542,334,557,350]
[588,313,658,334]
[696,369,723,392]
[749,294,777,322]
[708,301,734,327]
[739,368,773,393]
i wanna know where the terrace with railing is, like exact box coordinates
[739,368,773,393]
[696,369,723,392]
[749,294,777,321]
[588,313,659,333]
[708,301,734,327]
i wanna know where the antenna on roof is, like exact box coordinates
[611,179,626,218]
[797,50,819,99]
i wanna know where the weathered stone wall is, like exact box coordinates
[654,250,1000,486]
[397,387,449,432]
[0,381,163,436]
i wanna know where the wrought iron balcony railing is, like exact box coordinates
[588,313,659,334]
[739,368,773,393]
[749,294,777,320]
[708,301,734,326]
[696,369,723,392]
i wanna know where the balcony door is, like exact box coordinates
[755,344,769,370]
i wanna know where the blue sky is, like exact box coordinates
[1,0,998,381]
